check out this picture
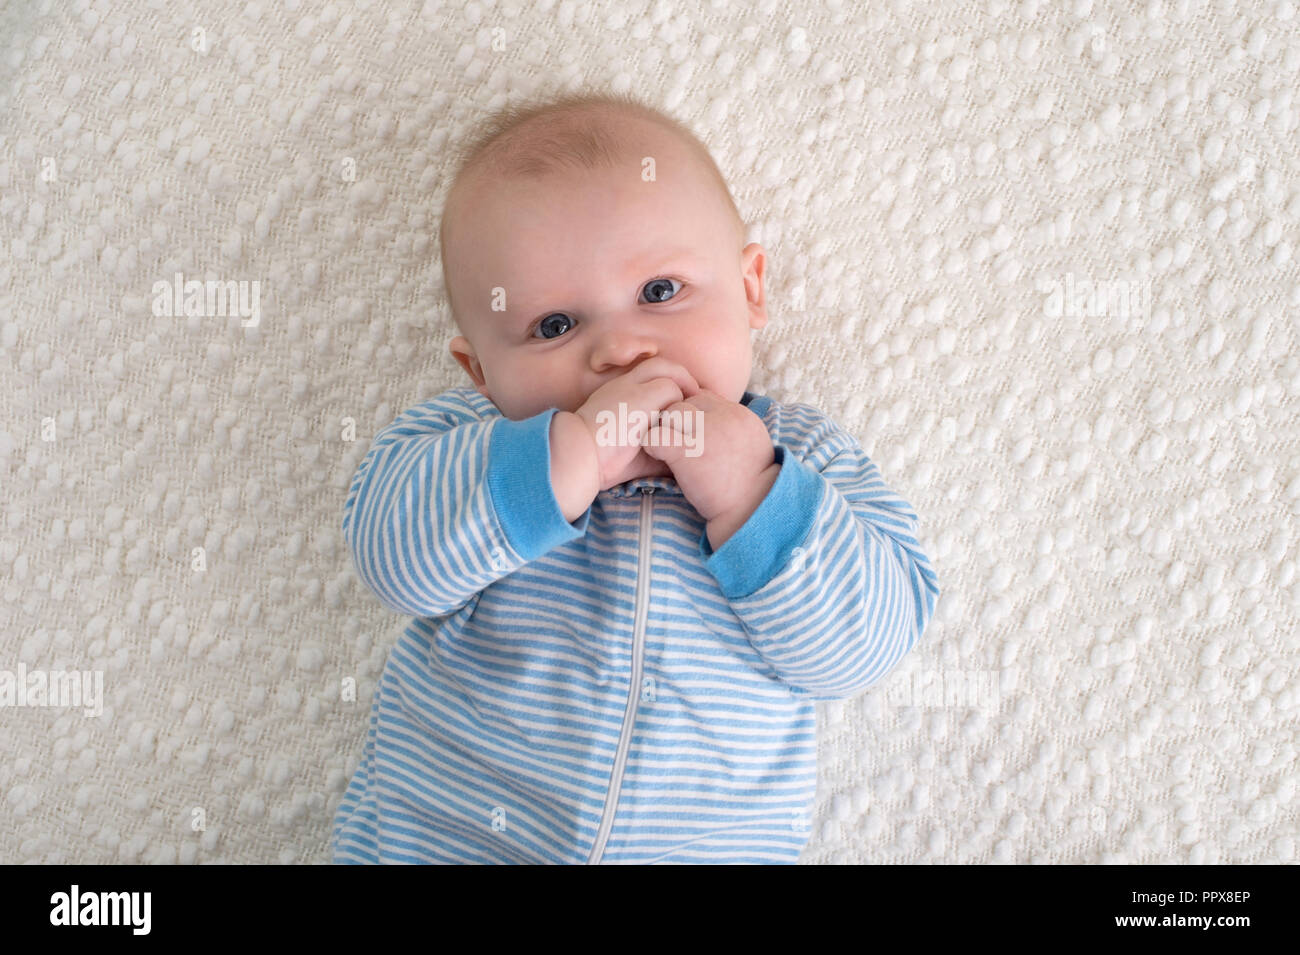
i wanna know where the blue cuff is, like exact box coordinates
[486,409,590,561]
[699,444,824,599]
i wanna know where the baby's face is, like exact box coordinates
[445,132,767,421]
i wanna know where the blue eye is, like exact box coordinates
[641,278,681,303]
[533,313,573,340]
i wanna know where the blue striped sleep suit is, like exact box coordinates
[332,386,940,863]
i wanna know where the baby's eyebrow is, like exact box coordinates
[638,250,696,274]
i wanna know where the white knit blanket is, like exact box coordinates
[2,0,1296,864]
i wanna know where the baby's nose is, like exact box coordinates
[592,330,657,371]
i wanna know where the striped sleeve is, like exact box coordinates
[342,392,590,619]
[699,404,940,701]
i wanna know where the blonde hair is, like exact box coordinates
[438,90,746,326]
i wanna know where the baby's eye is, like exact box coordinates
[533,313,574,340]
[531,279,681,340]
[641,278,681,303]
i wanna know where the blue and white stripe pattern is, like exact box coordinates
[332,386,940,863]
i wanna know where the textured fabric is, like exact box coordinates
[4,1,1298,866]
[332,387,939,863]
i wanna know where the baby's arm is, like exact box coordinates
[342,391,595,618]
[701,407,940,702]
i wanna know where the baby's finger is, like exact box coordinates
[634,376,686,415]
[641,426,687,468]
[679,388,727,409]
[625,357,699,399]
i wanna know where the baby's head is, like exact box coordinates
[439,91,768,421]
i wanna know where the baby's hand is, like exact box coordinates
[640,389,779,547]
[572,358,700,490]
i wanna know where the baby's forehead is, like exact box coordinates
[441,114,739,258]
[451,162,691,242]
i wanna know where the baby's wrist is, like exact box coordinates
[549,411,599,522]
[705,462,781,550]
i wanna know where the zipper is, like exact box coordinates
[587,485,655,864]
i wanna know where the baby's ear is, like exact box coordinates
[448,336,488,393]
[741,243,767,326]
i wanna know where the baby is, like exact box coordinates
[332,91,940,864]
